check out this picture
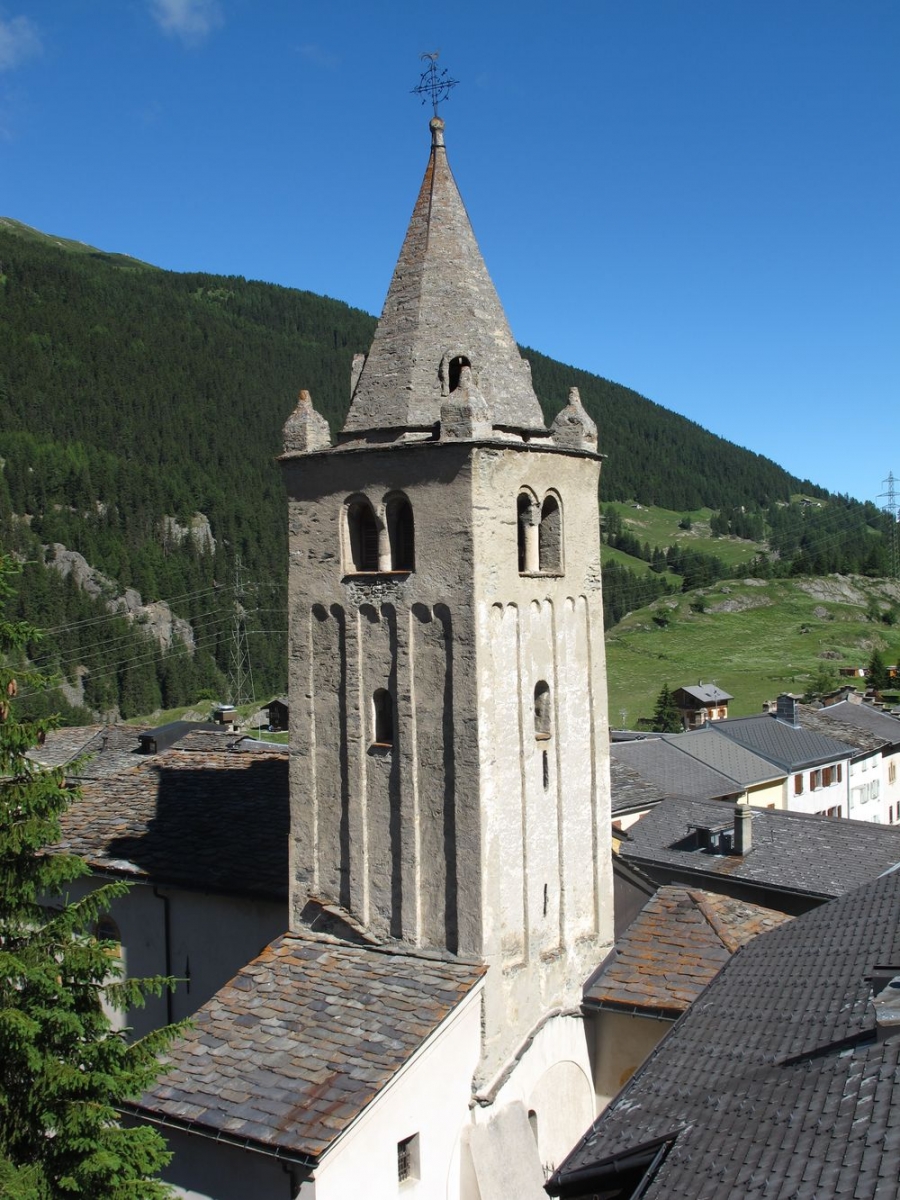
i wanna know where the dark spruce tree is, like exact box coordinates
[0,556,179,1198]
[651,684,683,733]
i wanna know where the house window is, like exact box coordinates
[538,494,563,574]
[386,494,415,571]
[836,763,843,783]
[890,761,897,785]
[810,769,822,791]
[822,766,833,788]
[372,689,394,747]
[794,774,804,796]
[397,1133,420,1185]
[346,499,379,572]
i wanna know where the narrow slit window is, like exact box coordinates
[373,689,394,747]
[534,681,552,740]
[448,355,470,393]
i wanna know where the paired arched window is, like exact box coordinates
[344,493,415,574]
[386,494,415,572]
[346,499,379,572]
[517,490,564,575]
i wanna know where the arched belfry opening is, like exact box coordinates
[345,498,380,573]
[518,491,539,573]
[539,493,563,573]
[386,493,415,571]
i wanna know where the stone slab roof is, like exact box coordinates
[808,700,900,752]
[343,117,545,435]
[132,933,485,1162]
[549,868,900,1200]
[28,723,152,777]
[611,739,741,802]
[55,746,289,901]
[584,887,790,1018]
[661,727,784,787]
[713,712,853,771]
[609,756,668,815]
[619,796,900,902]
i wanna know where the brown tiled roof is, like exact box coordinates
[585,888,790,1017]
[55,747,289,900]
[132,934,485,1161]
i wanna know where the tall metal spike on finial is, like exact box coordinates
[412,51,458,116]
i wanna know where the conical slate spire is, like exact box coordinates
[343,117,547,436]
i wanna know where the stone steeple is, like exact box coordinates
[342,117,547,437]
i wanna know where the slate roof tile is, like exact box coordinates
[549,869,900,1200]
[619,796,900,900]
[53,740,289,900]
[132,932,484,1160]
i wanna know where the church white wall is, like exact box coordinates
[468,1011,596,1190]
[311,984,483,1200]
[66,875,286,1036]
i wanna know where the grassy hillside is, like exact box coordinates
[604,503,766,569]
[606,575,900,726]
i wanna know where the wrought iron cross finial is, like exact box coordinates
[412,52,458,116]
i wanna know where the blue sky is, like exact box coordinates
[2,1,897,507]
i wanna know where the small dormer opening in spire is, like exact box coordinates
[448,355,470,393]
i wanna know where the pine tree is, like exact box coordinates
[0,555,178,1198]
[868,648,890,692]
[652,683,683,733]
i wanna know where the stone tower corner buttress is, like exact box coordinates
[279,117,613,1080]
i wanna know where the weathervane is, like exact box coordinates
[411,52,458,116]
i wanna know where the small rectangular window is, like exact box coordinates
[398,1133,420,1185]
[794,774,804,796]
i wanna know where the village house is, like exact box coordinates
[672,682,732,728]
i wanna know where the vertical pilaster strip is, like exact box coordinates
[514,601,530,963]
[348,607,368,926]
[550,597,566,950]
[398,604,421,944]
[583,593,601,935]
[306,605,318,893]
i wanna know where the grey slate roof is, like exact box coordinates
[342,117,546,435]
[809,700,900,752]
[677,683,732,705]
[712,712,853,771]
[661,727,784,787]
[132,933,485,1162]
[55,744,289,901]
[584,887,790,1018]
[611,739,741,802]
[609,756,668,815]
[619,796,900,903]
[549,868,900,1200]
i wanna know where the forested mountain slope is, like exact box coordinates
[0,217,885,720]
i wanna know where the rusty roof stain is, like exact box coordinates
[585,887,790,1016]
[132,933,485,1160]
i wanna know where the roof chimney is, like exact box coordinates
[775,693,800,727]
[733,804,752,856]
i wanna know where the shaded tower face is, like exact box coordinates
[281,117,612,1077]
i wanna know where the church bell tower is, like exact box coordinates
[281,115,613,1081]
